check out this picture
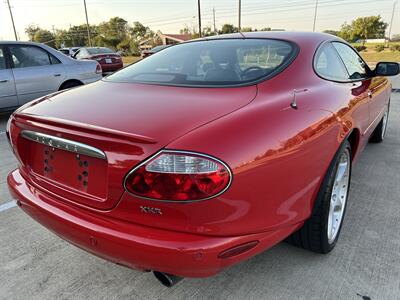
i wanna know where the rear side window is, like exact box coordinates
[9,45,60,68]
[332,42,369,80]
[0,48,6,70]
[107,39,297,86]
[314,43,349,81]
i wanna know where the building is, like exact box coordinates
[139,31,192,52]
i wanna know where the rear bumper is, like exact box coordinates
[100,62,123,73]
[7,169,299,278]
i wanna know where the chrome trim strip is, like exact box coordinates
[20,130,107,160]
[123,149,233,203]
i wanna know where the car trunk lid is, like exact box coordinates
[10,81,257,210]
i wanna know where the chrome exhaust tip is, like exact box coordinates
[153,271,183,287]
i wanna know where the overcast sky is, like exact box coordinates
[0,0,399,40]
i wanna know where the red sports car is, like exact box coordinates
[73,47,123,75]
[7,32,399,287]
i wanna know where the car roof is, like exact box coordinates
[197,31,343,48]
[0,40,48,46]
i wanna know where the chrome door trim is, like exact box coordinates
[20,130,107,160]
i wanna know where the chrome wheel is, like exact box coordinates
[381,107,389,140]
[327,149,350,243]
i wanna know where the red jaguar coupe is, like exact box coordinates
[7,32,399,287]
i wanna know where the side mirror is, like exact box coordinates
[375,62,400,77]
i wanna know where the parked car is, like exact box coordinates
[58,47,80,57]
[141,44,171,59]
[72,47,123,75]
[0,41,102,112]
[7,32,399,287]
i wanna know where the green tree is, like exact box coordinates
[351,15,387,44]
[219,24,238,34]
[241,27,253,32]
[259,27,271,31]
[25,24,41,41]
[337,23,352,42]
[131,21,149,39]
[323,30,339,36]
[33,29,56,48]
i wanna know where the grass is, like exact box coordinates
[122,56,141,65]
[360,51,400,64]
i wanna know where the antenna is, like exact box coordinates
[238,31,246,39]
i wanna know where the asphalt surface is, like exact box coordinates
[0,76,400,300]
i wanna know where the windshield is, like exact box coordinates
[87,47,114,54]
[107,39,296,86]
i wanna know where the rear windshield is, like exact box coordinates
[107,39,296,86]
[87,47,114,54]
[59,49,69,55]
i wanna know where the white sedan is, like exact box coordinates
[0,41,102,112]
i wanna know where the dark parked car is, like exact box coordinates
[73,47,123,75]
[141,45,171,59]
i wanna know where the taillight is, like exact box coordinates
[124,150,232,202]
[95,63,102,74]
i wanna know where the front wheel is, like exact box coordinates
[287,140,352,253]
[370,103,389,143]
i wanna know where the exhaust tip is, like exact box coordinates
[153,271,183,287]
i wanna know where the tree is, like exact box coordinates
[337,23,352,42]
[259,27,271,31]
[202,26,215,37]
[33,29,56,48]
[351,15,387,44]
[131,21,148,39]
[391,34,400,42]
[241,27,253,32]
[219,24,238,34]
[25,24,41,41]
[323,30,339,36]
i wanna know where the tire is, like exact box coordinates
[59,81,82,91]
[370,102,390,143]
[287,140,352,254]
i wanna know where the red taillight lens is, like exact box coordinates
[124,150,232,201]
[95,63,102,74]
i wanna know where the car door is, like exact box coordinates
[0,45,18,109]
[332,42,383,135]
[9,44,66,105]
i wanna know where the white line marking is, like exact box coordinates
[0,201,17,213]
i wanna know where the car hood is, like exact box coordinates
[18,80,258,146]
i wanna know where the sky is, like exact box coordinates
[0,0,399,41]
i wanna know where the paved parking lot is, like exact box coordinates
[0,76,400,300]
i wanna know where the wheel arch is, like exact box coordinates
[58,79,84,90]
[345,128,360,160]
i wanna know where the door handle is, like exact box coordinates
[54,74,61,77]
[0,79,8,83]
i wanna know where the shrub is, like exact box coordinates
[354,45,367,52]
[389,44,400,52]
[374,44,385,52]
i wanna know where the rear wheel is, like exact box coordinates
[287,140,351,253]
[370,103,390,143]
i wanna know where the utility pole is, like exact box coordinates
[6,0,18,41]
[312,0,318,32]
[213,7,216,34]
[52,25,56,36]
[83,0,92,46]
[197,0,202,37]
[387,1,397,41]
[238,0,242,31]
